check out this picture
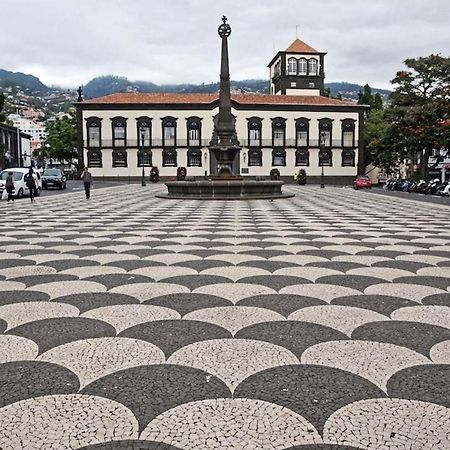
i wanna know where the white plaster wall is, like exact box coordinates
[285,88,320,96]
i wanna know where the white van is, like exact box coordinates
[0,168,42,199]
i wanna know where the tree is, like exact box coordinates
[0,91,5,122]
[45,115,78,163]
[389,54,450,178]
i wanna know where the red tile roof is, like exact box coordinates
[285,39,318,53]
[81,92,357,107]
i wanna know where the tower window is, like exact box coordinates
[299,58,307,75]
[288,57,297,75]
[308,59,318,75]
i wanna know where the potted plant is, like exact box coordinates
[296,169,307,185]
[270,168,280,180]
[150,166,160,183]
[177,167,187,181]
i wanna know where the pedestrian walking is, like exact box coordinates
[25,168,38,202]
[5,171,15,202]
[81,167,93,199]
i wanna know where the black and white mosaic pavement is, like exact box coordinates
[0,184,449,449]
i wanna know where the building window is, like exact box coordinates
[137,117,151,148]
[296,149,309,166]
[272,118,286,147]
[86,118,101,148]
[162,117,177,147]
[342,149,355,167]
[299,58,307,75]
[112,117,127,148]
[87,149,102,168]
[319,148,332,167]
[308,59,318,75]
[272,149,286,166]
[187,117,202,147]
[138,149,152,167]
[319,119,333,147]
[288,57,297,75]
[296,118,309,147]
[342,119,355,148]
[187,149,202,166]
[247,117,262,147]
[112,150,127,168]
[162,149,177,167]
[248,149,262,166]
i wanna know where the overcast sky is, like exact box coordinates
[2,0,449,90]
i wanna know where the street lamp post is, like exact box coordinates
[140,128,146,187]
[319,131,326,188]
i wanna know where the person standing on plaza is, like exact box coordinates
[81,167,93,199]
[25,167,38,202]
[5,171,15,202]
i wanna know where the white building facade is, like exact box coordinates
[76,39,366,183]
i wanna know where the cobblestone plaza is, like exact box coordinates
[0,185,449,449]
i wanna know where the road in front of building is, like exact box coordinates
[39,180,125,198]
[0,184,448,449]
[364,186,450,206]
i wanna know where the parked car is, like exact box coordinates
[42,168,67,190]
[353,175,372,190]
[0,168,42,199]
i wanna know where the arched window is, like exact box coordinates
[272,149,286,166]
[86,117,102,148]
[272,118,286,147]
[248,149,262,166]
[342,119,356,148]
[187,149,202,166]
[296,118,310,147]
[295,149,309,166]
[87,149,102,168]
[247,117,262,147]
[288,57,297,75]
[162,149,177,167]
[342,149,355,167]
[136,117,151,148]
[187,117,202,147]
[111,117,127,147]
[308,59,318,76]
[319,119,333,147]
[319,148,332,167]
[112,150,127,168]
[298,58,307,75]
[162,117,177,147]
[137,149,152,167]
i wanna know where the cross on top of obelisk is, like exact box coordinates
[218,15,231,38]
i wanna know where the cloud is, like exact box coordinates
[2,0,449,89]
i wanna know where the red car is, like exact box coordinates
[353,175,372,190]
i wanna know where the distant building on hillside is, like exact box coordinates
[75,38,367,183]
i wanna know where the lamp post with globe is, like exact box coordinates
[319,131,326,188]
[140,127,146,187]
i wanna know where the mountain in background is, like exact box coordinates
[0,69,49,92]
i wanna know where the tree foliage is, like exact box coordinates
[0,91,5,122]
[45,115,78,162]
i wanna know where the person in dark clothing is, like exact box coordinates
[5,171,15,202]
[25,168,38,202]
[81,167,93,199]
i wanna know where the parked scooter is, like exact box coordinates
[424,179,441,195]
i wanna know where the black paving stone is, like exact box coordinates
[104,260,163,271]
[172,259,233,271]
[236,294,326,317]
[316,275,385,290]
[0,259,36,269]
[180,249,233,257]
[305,261,366,271]
[285,445,364,450]
[297,250,346,259]
[352,320,450,356]
[371,260,430,272]
[0,361,79,408]
[161,275,231,290]
[79,441,184,450]
[0,318,6,333]
[84,273,154,289]
[356,250,408,258]
[238,275,310,289]
[331,295,416,316]
[387,364,450,408]
[422,293,450,306]
[0,290,51,306]
[8,317,116,354]
[392,276,450,290]
[236,321,347,358]
[54,292,140,313]
[10,274,79,287]
[234,364,385,433]
[144,293,233,316]
[123,249,174,257]
[437,260,450,267]
[244,249,292,258]
[42,259,100,270]
[237,260,299,272]
[69,249,119,257]
[82,365,231,432]
[119,320,231,358]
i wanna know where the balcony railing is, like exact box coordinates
[84,139,212,149]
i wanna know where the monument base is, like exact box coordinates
[156,180,294,200]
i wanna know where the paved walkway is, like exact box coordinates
[0,185,449,449]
